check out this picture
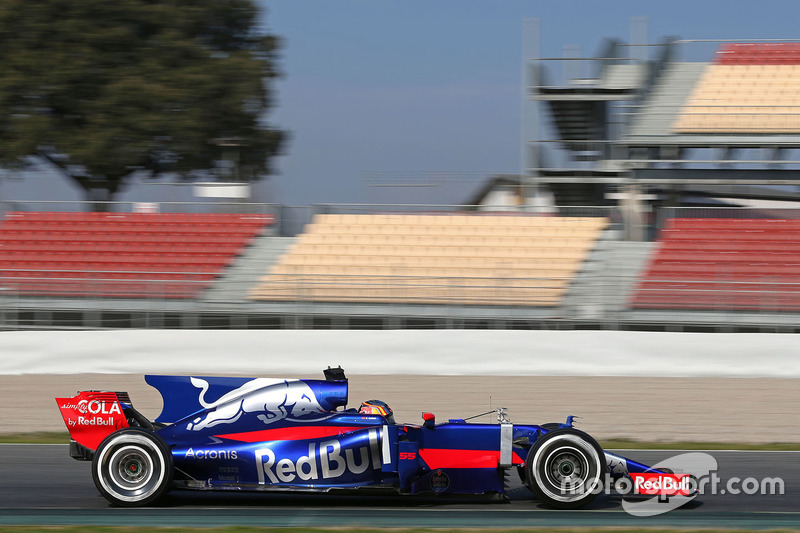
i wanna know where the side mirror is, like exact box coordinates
[422,412,435,429]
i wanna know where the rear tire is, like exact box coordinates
[525,428,606,509]
[91,427,173,506]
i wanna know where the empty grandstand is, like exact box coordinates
[675,43,800,133]
[251,213,608,306]
[0,211,273,299]
[631,218,800,311]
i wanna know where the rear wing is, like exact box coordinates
[56,391,131,458]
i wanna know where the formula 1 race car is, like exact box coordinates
[56,368,690,508]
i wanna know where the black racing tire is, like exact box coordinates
[91,427,173,507]
[525,428,606,509]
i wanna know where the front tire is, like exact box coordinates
[91,427,173,506]
[525,428,606,509]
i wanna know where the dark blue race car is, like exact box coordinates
[56,368,685,508]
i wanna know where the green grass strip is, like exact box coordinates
[0,431,71,444]
[0,526,796,533]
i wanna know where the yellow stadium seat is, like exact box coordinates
[250,214,608,306]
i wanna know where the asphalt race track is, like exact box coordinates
[1,445,798,528]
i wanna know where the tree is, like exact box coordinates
[0,0,286,206]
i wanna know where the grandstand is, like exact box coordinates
[3,38,800,332]
[251,213,608,307]
[675,43,800,133]
[0,211,273,299]
[631,218,800,311]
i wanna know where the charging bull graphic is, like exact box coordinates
[186,378,326,431]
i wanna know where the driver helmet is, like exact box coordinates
[359,399,395,423]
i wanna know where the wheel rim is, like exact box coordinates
[109,446,154,490]
[96,434,166,503]
[544,447,589,491]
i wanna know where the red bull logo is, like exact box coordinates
[255,429,381,483]
[631,473,692,496]
[187,378,326,431]
[75,416,116,426]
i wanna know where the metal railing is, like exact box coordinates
[0,269,214,300]
[251,273,570,307]
[0,200,281,215]
[657,207,800,227]
[312,203,619,219]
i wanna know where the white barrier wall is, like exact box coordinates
[2,329,799,378]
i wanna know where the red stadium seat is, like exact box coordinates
[631,218,800,311]
[712,42,800,65]
[0,211,274,299]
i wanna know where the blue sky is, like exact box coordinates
[4,0,800,207]
[261,0,800,206]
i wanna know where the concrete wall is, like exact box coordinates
[2,330,798,442]
[3,329,799,377]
